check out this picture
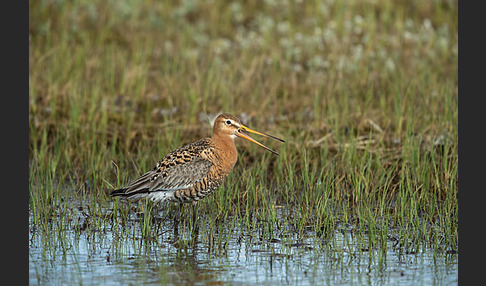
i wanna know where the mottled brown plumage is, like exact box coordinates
[110,113,284,204]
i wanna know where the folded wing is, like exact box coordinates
[111,140,214,199]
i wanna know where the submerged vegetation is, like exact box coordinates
[29,0,457,284]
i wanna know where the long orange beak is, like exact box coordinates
[236,125,284,156]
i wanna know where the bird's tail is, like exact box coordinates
[110,188,129,197]
[110,187,153,202]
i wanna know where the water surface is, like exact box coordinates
[29,201,457,285]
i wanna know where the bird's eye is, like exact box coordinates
[225,120,232,125]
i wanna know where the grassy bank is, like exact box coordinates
[29,0,458,256]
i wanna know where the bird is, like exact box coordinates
[110,113,284,204]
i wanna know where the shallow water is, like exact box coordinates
[29,202,457,285]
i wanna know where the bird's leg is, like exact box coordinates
[172,203,182,240]
[191,201,200,243]
[191,202,198,227]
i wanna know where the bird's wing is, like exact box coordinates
[111,139,214,196]
[149,157,213,191]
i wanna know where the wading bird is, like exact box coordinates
[110,113,284,204]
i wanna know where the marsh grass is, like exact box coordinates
[30,0,457,280]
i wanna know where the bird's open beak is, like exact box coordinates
[236,125,285,156]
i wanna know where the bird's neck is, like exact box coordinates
[212,133,238,172]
